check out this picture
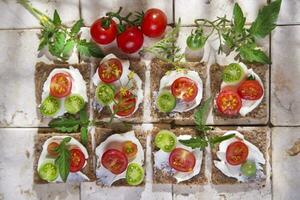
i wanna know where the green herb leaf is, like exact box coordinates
[49,116,80,132]
[77,40,90,57]
[209,134,235,148]
[38,36,48,51]
[53,10,61,26]
[250,0,282,38]
[80,126,88,146]
[79,106,89,126]
[86,42,104,58]
[55,137,71,182]
[233,3,246,33]
[194,97,212,132]
[71,19,84,35]
[77,40,103,58]
[239,44,271,64]
[62,40,75,59]
[179,137,208,150]
[48,31,66,57]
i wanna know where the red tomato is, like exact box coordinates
[216,90,242,116]
[50,72,72,98]
[122,141,138,160]
[70,149,86,172]
[117,26,144,54]
[141,8,167,38]
[98,58,123,83]
[169,148,196,172]
[113,90,137,117]
[90,18,117,45]
[237,80,263,100]
[101,149,128,174]
[171,77,198,102]
[47,142,59,157]
[226,141,249,165]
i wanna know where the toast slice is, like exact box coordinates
[150,58,208,125]
[210,127,270,185]
[93,59,146,124]
[33,131,95,184]
[152,126,207,185]
[35,62,91,125]
[210,63,269,125]
[94,126,147,186]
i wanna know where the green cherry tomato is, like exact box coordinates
[186,33,206,50]
[126,163,144,186]
[38,162,59,182]
[40,96,61,117]
[155,130,177,152]
[156,91,176,113]
[222,63,245,84]
[96,83,115,105]
[241,160,257,177]
[64,94,85,114]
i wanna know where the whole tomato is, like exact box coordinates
[90,18,117,45]
[117,26,144,54]
[141,8,167,38]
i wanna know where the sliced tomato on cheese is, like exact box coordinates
[171,77,198,102]
[50,72,72,98]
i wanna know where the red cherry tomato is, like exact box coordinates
[141,8,167,38]
[47,142,59,157]
[169,148,196,172]
[113,90,137,117]
[171,77,198,102]
[70,149,86,172]
[90,18,117,45]
[98,58,123,83]
[122,141,138,160]
[117,26,144,54]
[50,72,72,98]
[237,80,263,100]
[216,90,242,116]
[226,141,249,165]
[101,149,128,174]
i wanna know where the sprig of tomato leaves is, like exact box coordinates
[18,0,103,61]
[54,137,71,182]
[179,97,235,149]
[187,0,282,64]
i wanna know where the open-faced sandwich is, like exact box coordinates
[152,127,207,184]
[211,127,269,184]
[35,62,90,119]
[92,54,145,122]
[94,127,146,186]
[34,132,94,183]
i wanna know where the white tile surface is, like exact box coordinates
[0,0,80,29]
[81,0,173,27]
[272,127,300,200]
[275,0,300,24]
[271,26,300,126]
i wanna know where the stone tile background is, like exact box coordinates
[0,0,299,200]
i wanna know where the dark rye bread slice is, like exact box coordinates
[210,127,270,185]
[210,63,268,125]
[33,132,95,184]
[93,59,146,124]
[150,58,208,125]
[94,126,147,187]
[152,126,207,185]
[35,62,91,125]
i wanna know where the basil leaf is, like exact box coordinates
[53,10,61,26]
[49,116,80,132]
[71,19,84,35]
[80,126,88,146]
[77,40,90,57]
[86,42,104,58]
[194,97,212,130]
[233,3,245,33]
[62,40,75,59]
[179,137,208,150]
[55,138,71,182]
[239,44,271,64]
[250,0,282,38]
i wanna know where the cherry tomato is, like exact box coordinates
[98,58,123,83]
[169,148,196,172]
[70,148,86,172]
[171,77,198,102]
[90,18,117,45]
[237,80,263,100]
[113,90,137,117]
[141,8,167,38]
[47,142,59,157]
[122,141,138,160]
[216,90,242,116]
[117,26,144,54]
[50,72,72,98]
[226,141,249,165]
[101,149,128,174]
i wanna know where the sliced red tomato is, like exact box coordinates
[47,142,59,157]
[171,77,198,102]
[98,58,123,83]
[237,80,263,100]
[113,90,137,117]
[90,18,117,45]
[70,148,86,172]
[101,149,128,174]
[141,8,167,38]
[226,141,249,165]
[122,141,138,160]
[216,90,242,116]
[50,72,72,98]
[169,148,196,172]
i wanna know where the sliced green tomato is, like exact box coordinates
[96,84,115,105]
[222,63,245,83]
[241,160,257,177]
[126,163,144,186]
[155,130,177,152]
[40,96,61,117]
[64,94,85,114]
[156,91,176,113]
[38,162,58,182]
